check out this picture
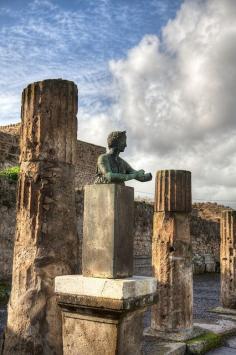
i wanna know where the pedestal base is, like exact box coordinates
[55,275,157,355]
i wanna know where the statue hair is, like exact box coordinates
[107,131,126,148]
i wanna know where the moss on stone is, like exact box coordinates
[186,331,222,354]
[0,166,20,181]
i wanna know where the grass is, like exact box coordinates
[0,166,20,181]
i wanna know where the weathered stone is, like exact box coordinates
[56,278,157,355]
[0,178,16,281]
[62,307,144,355]
[220,210,236,308]
[155,170,191,213]
[3,79,78,355]
[151,212,193,331]
[151,170,193,335]
[20,79,77,164]
[225,336,236,349]
[83,184,134,278]
[144,325,205,342]
[142,337,186,355]
[55,275,156,299]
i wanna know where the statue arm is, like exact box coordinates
[98,155,138,183]
[124,161,152,182]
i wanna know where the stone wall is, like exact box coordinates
[75,141,105,188]
[0,178,17,280]
[133,201,153,276]
[0,132,19,169]
[0,181,228,281]
[0,123,21,135]
[0,124,105,188]
[0,175,230,281]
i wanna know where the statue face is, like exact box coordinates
[118,135,127,152]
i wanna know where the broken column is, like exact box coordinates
[55,184,157,355]
[149,170,193,340]
[220,210,236,309]
[3,79,78,355]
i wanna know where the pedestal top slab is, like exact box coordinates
[55,275,156,300]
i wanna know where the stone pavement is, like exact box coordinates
[207,336,236,354]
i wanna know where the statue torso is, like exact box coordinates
[94,153,129,184]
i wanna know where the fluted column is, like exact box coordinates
[220,210,236,308]
[151,170,193,335]
[3,79,78,354]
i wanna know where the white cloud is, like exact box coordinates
[103,0,236,205]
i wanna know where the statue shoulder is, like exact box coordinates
[97,153,109,164]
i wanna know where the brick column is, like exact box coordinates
[3,79,78,354]
[151,170,193,336]
[220,210,236,309]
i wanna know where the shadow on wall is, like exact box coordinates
[0,328,47,355]
[190,215,220,274]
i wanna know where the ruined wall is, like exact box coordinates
[0,176,228,281]
[75,140,105,188]
[0,124,105,188]
[0,132,19,169]
[191,202,232,273]
[132,201,228,276]
[0,123,21,135]
[0,178,17,280]
[133,201,153,276]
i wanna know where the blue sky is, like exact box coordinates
[1,0,236,205]
[0,0,182,123]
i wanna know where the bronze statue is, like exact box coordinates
[94,131,152,184]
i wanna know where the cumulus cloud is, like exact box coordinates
[106,0,236,205]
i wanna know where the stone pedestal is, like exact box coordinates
[3,79,78,355]
[56,182,155,353]
[55,275,157,355]
[220,210,236,309]
[83,184,134,278]
[147,170,193,340]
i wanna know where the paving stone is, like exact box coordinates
[194,319,236,336]
[206,346,236,354]
[142,337,186,355]
[224,336,236,349]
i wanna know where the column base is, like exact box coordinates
[210,306,236,320]
[55,275,157,355]
[144,326,205,341]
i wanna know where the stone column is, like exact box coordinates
[3,79,78,354]
[220,210,236,309]
[149,170,193,340]
[56,184,157,355]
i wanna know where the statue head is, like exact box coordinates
[107,131,127,152]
